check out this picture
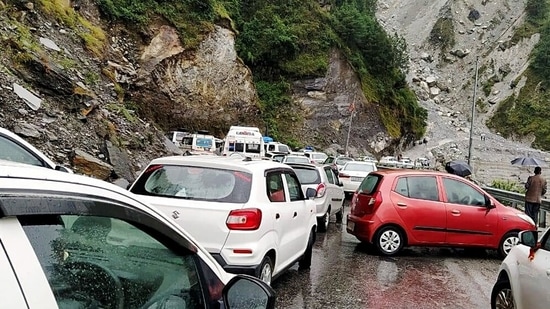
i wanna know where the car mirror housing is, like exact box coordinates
[519,230,538,247]
[484,195,496,209]
[223,274,276,309]
[305,187,317,198]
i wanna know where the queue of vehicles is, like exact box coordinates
[1,125,547,308]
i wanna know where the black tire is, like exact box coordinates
[490,279,514,309]
[299,230,315,270]
[335,205,343,223]
[258,256,273,285]
[498,231,519,259]
[374,226,405,256]
[317,209,329,233]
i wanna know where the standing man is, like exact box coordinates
[525,166,547,226]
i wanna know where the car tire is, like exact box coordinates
[299,230,315,270]
[258,256,273,285]
[335,204,343,223]
[491,279,514,309]
[498,231,519,258]
[375,226,404,256]
[317,209,329,232]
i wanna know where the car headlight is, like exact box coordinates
[518,213,536,226]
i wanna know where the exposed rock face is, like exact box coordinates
[132,25,262,136]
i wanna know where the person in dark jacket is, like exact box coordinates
[524,166,547,226]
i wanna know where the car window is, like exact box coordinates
[284,156,310,164]
[324,167,335,184]
[357,174,381,194]
[343,163,375,172]
[267,172,286,202]
[284,173,305,201]
[402,176,439,201]
[0,135,44,167]
[20,214,210,309]
[540,232,550,251]
[293,167,321,185]
[442,178,485,206]
[131,164,252,203]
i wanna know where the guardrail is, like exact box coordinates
[482,186,549,228]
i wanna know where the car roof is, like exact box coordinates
[372,168,462,178]
[0,162,205,252]
[148,155,293,172]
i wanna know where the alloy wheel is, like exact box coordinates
[260,261,272,285]
[501,236,519,256]
[379,229,401,254]
[494,286,515,309]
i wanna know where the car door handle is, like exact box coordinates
[293,212,297,218]
[397,202,407,207]
[276,213,280,219]
[451,210,461,215]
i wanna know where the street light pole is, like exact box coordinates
[345,111,354,156]
[467,56,479,166]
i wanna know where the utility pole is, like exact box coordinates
[345,101,355,156]
[467,56,479,166]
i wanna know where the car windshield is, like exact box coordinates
[278,145,290,153]
[196,138,213,148]
[293,168,321,184]
[312,153,328,161]
[285,156,310,164]
[336,157,354,165]
[343,163,376,172]
[358,174,381,194]
[131,165,252,203]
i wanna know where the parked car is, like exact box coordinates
[281,155,311,164]
[264,142,291,155]
[323,155,355,172]
[0,161,275,308]
[347,169,536,257]
[302,151,328,164]
[129,155,318,285]
[491,228,550,309]
[379,156,399,167]
[264,152,286,163]
[287,163,345,232]
[0,127,72,172]
[397,158,414,169]
[338,161,378,196]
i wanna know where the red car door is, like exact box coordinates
[390,176,446,244]
[442,177,498,246]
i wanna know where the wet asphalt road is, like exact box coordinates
[271,205,502,309]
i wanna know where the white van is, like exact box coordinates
[166,130,217,155]
[223,126,265,158]
[264,142,291,155]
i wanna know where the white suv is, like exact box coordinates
[491,228,550,309]
[288,163,345,232]
[129,155,318,285]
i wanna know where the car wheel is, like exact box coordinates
[299,230,315,270]
[375,226,404,256]
[498,231,519,258]
[335,204,343,223]
[491,279,514,309]
[258,256,273,285]
[317,209,329,232]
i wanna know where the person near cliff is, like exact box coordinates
[524,166,547,226]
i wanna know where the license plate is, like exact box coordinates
[347,221,355,231]
[351,177,363,182]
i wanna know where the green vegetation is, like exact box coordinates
[491,179,525,194]
[487,0,550,151]
[429,6,455,53]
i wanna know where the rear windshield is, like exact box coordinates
[285,156,310,164]
[196,138,213,148]
[130,165,252,203]
[343,163,376,172]
[357,174,382,195]
[293,168,321,185]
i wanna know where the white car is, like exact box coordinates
[0,127,72,172]
[0,161,275,308]
[288,163,345,232]
[302,151,328,164]
[379,156,399,167]
[338,161,378,195]
[129,155,318,285]
[491,228,550,309]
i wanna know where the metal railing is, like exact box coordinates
[482,186,549,228]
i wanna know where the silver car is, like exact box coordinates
[288,163,345,232]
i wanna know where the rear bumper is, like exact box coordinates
[346,214,376,243]
[211,253,261,277]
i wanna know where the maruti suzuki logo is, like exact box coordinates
[172,210,180,219]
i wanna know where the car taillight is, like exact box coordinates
[339,173,350,178]
[316,183,326,198]
[352,191,382,216]
[226,208,262,230]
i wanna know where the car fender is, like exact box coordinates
[221,229,278,270]
[497,245,530,306]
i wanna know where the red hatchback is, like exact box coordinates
[346,169,536,257]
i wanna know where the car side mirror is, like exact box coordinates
[485,195,496,209]
[305,187,316,198]
[338,180,343,187]
[55,165,74,173]
[223,275,276,309]
[519,230,538,247]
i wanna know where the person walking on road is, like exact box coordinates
[524,166,547,226]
